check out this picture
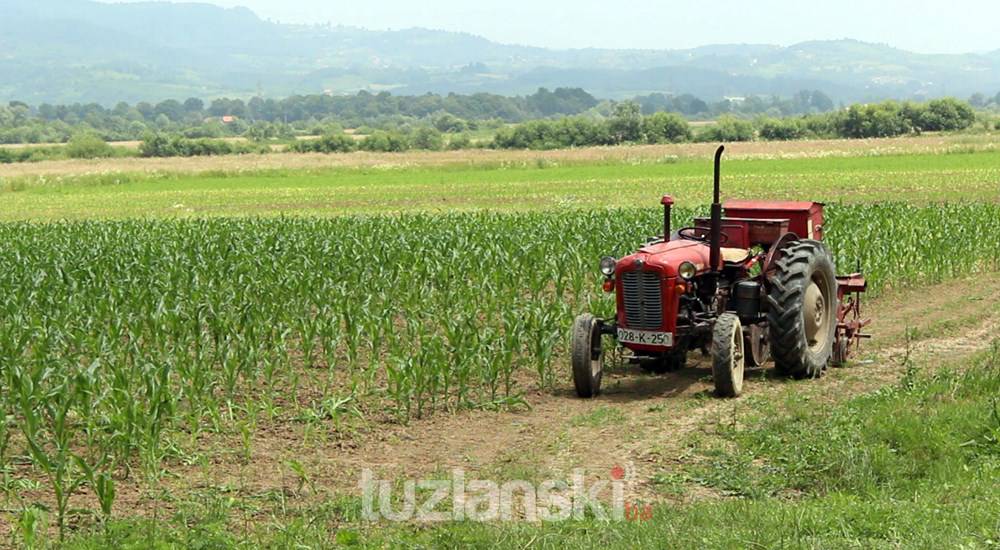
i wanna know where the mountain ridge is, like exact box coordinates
[2,0,998,104]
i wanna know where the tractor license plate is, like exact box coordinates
[617,328,673,347]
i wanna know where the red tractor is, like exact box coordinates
[572,146,870,398]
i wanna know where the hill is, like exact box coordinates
[2,0,999,103]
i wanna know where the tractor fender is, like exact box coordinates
[762,232,800,285]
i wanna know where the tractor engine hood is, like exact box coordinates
[618,240,714,277]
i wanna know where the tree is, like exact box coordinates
[154,99,184,122]
[37,104,57,120]
[7,103,30,125]
[432,112,467,133]
[208,98,247,118]
[112,102,131,117]
[411,127,444,150]
[918,98,975,131]
[244,122,275,142]
[808,90,834,112]
[183,98,205,113]
[609,101,642,143]
[833,103,911,139]
[135,102,155,119]
[154,114,171,129]
[642,112,691,143]
[673,94,710,116]
[526,87,598,116]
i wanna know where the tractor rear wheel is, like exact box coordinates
[712,313,744,397]
[766,239,838,379]
[571,313,603,398]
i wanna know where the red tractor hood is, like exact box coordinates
[618,240,714,277]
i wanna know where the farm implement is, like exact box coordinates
[572,146,871,398]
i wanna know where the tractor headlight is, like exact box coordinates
[599,256,617,277]
[678,261,697,280]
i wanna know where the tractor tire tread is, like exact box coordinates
[712,313,743,397]
[571,314,602,398]
[766,239,837,379]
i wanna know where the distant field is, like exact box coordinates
[1,133,998,178]
[2,135,999,221]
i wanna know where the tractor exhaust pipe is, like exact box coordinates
[661,195,674,241]
[709,145,725,273]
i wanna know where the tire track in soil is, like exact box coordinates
[326,273,1000,503]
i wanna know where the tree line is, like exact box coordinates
[0,88,842,145]
[250,98,980,155]
[0,97,984,163]
[489,98,978,150]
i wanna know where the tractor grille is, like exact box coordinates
[621,270,663,330]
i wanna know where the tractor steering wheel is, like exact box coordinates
[677,227,729,244]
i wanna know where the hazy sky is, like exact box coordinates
[109,0,999,53]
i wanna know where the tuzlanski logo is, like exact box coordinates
[358,463,651,522]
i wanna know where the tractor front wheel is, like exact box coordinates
[744,323,770,368]
[712,313,745,398]
[571,313,604,398]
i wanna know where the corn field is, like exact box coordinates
[1,203,999,531]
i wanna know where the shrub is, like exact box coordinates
[183,122,226,139]
[138,133,172,157]
[138,134,260,157]
[447,134,472,150]
[432,113,468,133]
[491,117,612,150]
[66,133,114,159]
[699,116,755,142]
[360,131,410,152]
[289,133,357,154]
[757,118,807,141]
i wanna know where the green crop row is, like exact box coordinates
[1,203,999,535]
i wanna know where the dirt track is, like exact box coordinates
[318,274,1000,503]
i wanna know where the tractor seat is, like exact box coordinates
[721,247,751,263]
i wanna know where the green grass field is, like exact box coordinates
[2,143,1000,548]
[2,149,999,221]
